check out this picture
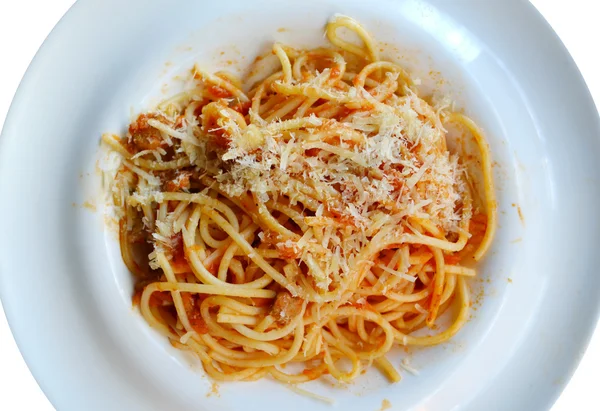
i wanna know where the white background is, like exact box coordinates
[0,1,598,410]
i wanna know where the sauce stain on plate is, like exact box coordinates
[378,399,392,411]
[206,382,220,398]
[511,203,525,226]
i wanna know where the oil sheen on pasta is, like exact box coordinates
[102,15,496,385]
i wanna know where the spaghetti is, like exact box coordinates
[102,15,496,385]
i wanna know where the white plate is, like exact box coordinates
[1,0,599,410]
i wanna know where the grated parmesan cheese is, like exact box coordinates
[399,358,420,376]
[108,43,467,294]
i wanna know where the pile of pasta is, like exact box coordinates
[102,15,495,385]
